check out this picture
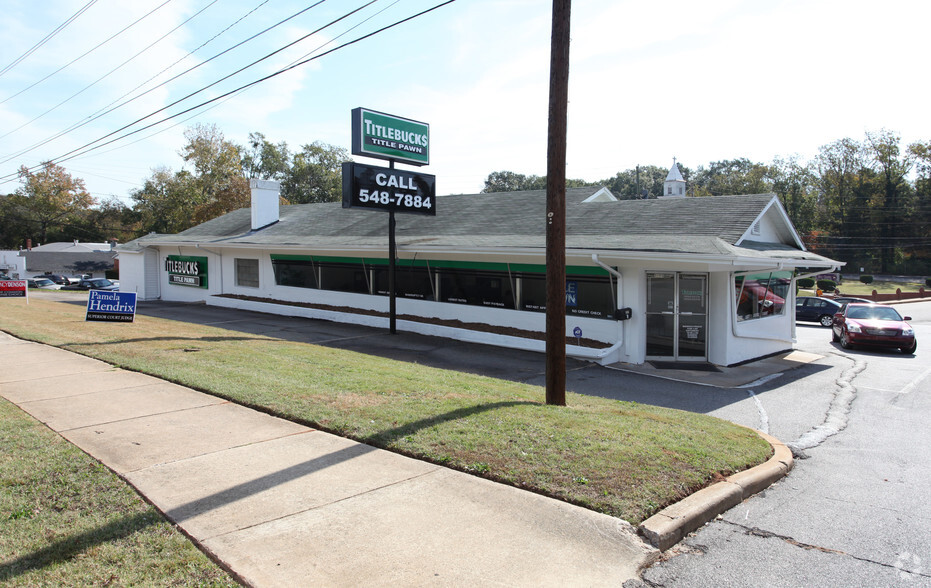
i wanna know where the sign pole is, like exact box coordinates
[346,108,435,337]
[389,209,397,334]
[545,0,570,406]
[388,160,397,334]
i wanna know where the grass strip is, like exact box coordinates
[1,297,771,524]
[831,279,926,296]
[0,396,237,586]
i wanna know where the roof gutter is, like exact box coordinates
[139,239,837,269]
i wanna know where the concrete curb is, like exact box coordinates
[638,430,793,551]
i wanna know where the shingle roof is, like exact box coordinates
[23,251,116,274]
[118,188,837,266]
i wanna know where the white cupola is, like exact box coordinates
[661,158,687,198]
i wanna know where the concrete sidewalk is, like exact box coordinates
[0,331,658,587]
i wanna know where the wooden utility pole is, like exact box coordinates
[545,0,570,406]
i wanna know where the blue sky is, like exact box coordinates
[1,0,929,205]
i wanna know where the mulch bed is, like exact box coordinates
[215,294,611,349]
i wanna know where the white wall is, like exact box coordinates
[0,251,26,278]
[118,244,800,366]
[117,251,147,297]
[718,271,795,365]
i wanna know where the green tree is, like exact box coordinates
[281,141,350,204]
[813,137,867,240]
[598,165,670,199]
[865,130,914,273]
[770,156,816,234]
[130,167,201,234]
[481,171,591,193]
[482,171,547,193]
[240,132,290,181]
[72,197,141,244]
[909,140,931,271]
[0,193,25,249]
[181,123,251,223]
[690,158,772,197]
[10,162,95,244]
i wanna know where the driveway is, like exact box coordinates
[640,300,931,586]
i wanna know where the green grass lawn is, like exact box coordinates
[835,279,927,296]
[1,297,771,532]
[0,397,238,586]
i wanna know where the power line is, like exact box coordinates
[0,0,175,106]
[47,1,378,166]
[0,0,98,78]
[0,0,221,143]
[0,0,328,166]
[77,0,400,164]
[2,0,458,185]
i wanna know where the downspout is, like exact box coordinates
[195,244,224,295]
[572,254,624,363]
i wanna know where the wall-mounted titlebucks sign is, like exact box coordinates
[165,255,208,288]
[342,162,436,216]
[351,108,429,166]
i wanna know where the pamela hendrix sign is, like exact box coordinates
[85,290,137,322]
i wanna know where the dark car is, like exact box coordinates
[38,273,72,285]
[69,278,119,291]
[832,303,917,354]
[796,296,843,327]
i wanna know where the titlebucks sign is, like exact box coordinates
[165,255,208,288]
[351,108,429,166]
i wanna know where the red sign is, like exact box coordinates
[0,280,27,298]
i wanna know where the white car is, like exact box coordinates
[26,278,62,290]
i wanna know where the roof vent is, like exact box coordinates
[751,220,761,236]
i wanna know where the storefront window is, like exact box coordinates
[320,262,369,294]
[372,263,433,300]
[735,271,792,321]
[270,255,617,320]
[438,268,515,308]
[272,258,317,288]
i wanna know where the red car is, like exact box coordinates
[832,303,917,354]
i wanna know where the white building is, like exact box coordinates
[0,250,26,278]
[117,168,841,367]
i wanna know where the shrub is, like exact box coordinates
[105,269,119,280]
[926,277,931,288]
[859,275,874,285]
[797,278,815,289]
[816,279,836,292]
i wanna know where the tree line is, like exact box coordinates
[482,130,931,275]
[0,123,350,247]
[2,126,928,275]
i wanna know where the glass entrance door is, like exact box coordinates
[646,272,708,361]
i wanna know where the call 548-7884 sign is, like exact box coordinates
[342,162,436,216]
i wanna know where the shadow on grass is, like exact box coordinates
[362,400,535,445]
[164,401,535,526]
[0,511,159,582]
